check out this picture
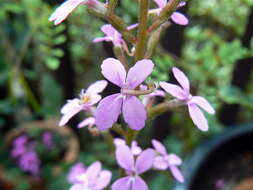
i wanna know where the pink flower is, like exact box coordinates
[69,161,111,190]
[151,0,188,25]
[11,135,28,158]
[18,151,40,176]
[49,0,100,25]
[59,80,107,126]
[42,132,54,148]
[114,138,142,156]
[152,139,184,183]
[78,116,96,128]
[67,162,86,184]
[93,24,138,48]
[95,58,154,131]
[159,67,215,131]
[112,145,155,190]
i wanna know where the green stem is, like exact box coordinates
[108,0,118,13]
[148,0,181,33]
[135,0,149,61]
[145,22,171,58]
[126,128,137,146]
[113,46,128,70]
[148,99,183,118]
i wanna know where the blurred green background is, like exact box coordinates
[0,0,253,189]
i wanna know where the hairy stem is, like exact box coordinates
[135,0,149,61]
[148,0,181,33]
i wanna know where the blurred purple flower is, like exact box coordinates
[152,139,184,183]
[59,80,107,126]
[68,162,86,184]
[19,151,40,176]
[93,24,138,47]
[11,135,28,158]
[42,132,54,148]
[151,0,188,25]
[95,58,154,131]
[114,138,142,156]
[112,145,155,190]
[69,161,111,190]
[160,67,215,131]
[49,0,101,25]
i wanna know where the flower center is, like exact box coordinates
[80,94,91,104]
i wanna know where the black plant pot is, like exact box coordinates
[173,123,253,190]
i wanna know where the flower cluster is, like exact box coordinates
[11,135,41,175]
[48,0,216,189]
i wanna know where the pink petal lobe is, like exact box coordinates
[116,145,134,171]
[169,165,185,183]
[91,170,112,190]
[153,0,166,8]
[92,37,108,43]
[152,139,167,155]
[112,176,131,190]
[190,96,215,114]
[153,156,168,170]
[172,67,190,92]
[188,103,209,131]
[135,149,155,174]
[127,23,139,30]
[88,94,102,106]
[95,94,123,131]
[101,24,117,37]
[86,161,101,180]
[167,154,182,165]
[49,0,83,25]
[101,58,126,87]
[159,82,186,100]
[86,80,108,94]
[122,96,147,130]
[132,176,148,190]
[126,59,154,90]
[77,117,95,128]
[59,99,83,126]
[171,12,189,25]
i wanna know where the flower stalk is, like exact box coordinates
[135,0,150,61]
[148,0,181,33]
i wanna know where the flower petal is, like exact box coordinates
[153,0,166,8]
[88,94,102,106]
[127,23,139,30]
[131,141,142,156]
[101,58,126,87]
[169,165,184,183]
[171,12,189,25]
[167,154,182,165]
[92,37,109,43]
[49,0,84,25]
[190,96,215,114]
[91,170,112,190]
[86,80,108,94]
[153,156,168,170]
[126,59,154,90]
[188,103,209,131]
[70,183,86,190]
[151,139,167,155]
[135,149,155,174]
[59,99,83,126]
[86,161,101,180]
[116,145,134,171]
[172,67,190,93]
[132,176,148,190]
[77,117,95,128]
[122,96,147,130]
[101,24,118,37]
[95,94,123,131]
[159,82,186,100]
[112,177,132,190]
